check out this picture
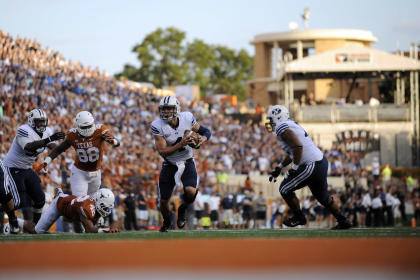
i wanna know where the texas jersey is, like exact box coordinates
[275,120,323,164]
[57,194,98,222]
[151,111,197,164]
[3,124,54,169]
[66,124,113,172]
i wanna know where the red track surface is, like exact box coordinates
[1,238,419,271]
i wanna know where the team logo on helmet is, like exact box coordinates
[265,105,289,132]
[28,109,48,133]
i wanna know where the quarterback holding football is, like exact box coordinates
[151,96,211,232]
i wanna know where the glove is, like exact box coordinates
[269,166,282,182]
[284,164,299,179]
[48,132,66,142]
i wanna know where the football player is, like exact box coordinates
[266,105,352,230]
[24,188,119,234]
[151,96,211,232]
[0,160,14,214]
[38,111,120,197]
[1,109,65,233]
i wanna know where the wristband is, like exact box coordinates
[44,156,52,165]
[113,139,118,146]
[291,163,299,170]
[277,163,283,169]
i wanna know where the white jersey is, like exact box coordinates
[275,120,323,164]
[151,111,197,164]
[3,124,53,169]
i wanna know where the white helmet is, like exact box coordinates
[93,188,115,217]
[159,96,180,122]
[75,111,95,137]
[28,109,48,133]
[265,105,289,132]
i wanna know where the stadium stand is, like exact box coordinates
[0,30,418,231]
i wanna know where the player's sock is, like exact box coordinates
[6,210,18,227]
[17,217,24,228]
[177,203,187,229]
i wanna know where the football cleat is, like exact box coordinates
[177,204,186,229]
[331,219,352,230]
[283,215,307,227]
[159,220,171,233]
[3,223,20,234]
[2,223,9,234]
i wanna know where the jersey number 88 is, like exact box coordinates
[76,147,100,162]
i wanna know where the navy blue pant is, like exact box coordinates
[0,164,12,205]
[2,166,45,210]
[279,156,329,204]
[158,159,198,200]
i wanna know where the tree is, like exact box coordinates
[184,39,215,95]
[116,27,187,88]
[208,46,253,100]
[116,27,254,100]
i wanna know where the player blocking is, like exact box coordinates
[266,105,352,230]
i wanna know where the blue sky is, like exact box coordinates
[1,0,419,75]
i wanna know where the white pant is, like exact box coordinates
[35,194,68,233]
[70,165,101,197]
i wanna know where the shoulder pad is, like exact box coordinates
[275,121,290,136]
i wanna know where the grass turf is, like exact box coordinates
[1,227,419,242]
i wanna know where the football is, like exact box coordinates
[184,130,201,149]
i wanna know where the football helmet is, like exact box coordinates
[28,109,48,133]
[265,105,289,132]
[93,188,115,217]
[159,96,180,122]
[75,111,95,137]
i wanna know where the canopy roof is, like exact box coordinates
[283,46,420,79]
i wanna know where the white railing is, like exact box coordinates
[293,104,410,122]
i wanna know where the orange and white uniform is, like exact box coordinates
[66,124,116,196]
[35,193,99,233]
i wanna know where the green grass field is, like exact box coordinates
[1,227,419,242]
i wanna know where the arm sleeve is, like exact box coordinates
[101,125,117,140]
[197,125,211,140]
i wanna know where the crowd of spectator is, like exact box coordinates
[1,30,419,231]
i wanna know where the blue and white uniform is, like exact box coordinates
[0,160,11,205]
[1,124,53,209]
[275,120,322,164]
[275,120,329,204]
[151,112,199,200]
[4,124,53,169]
